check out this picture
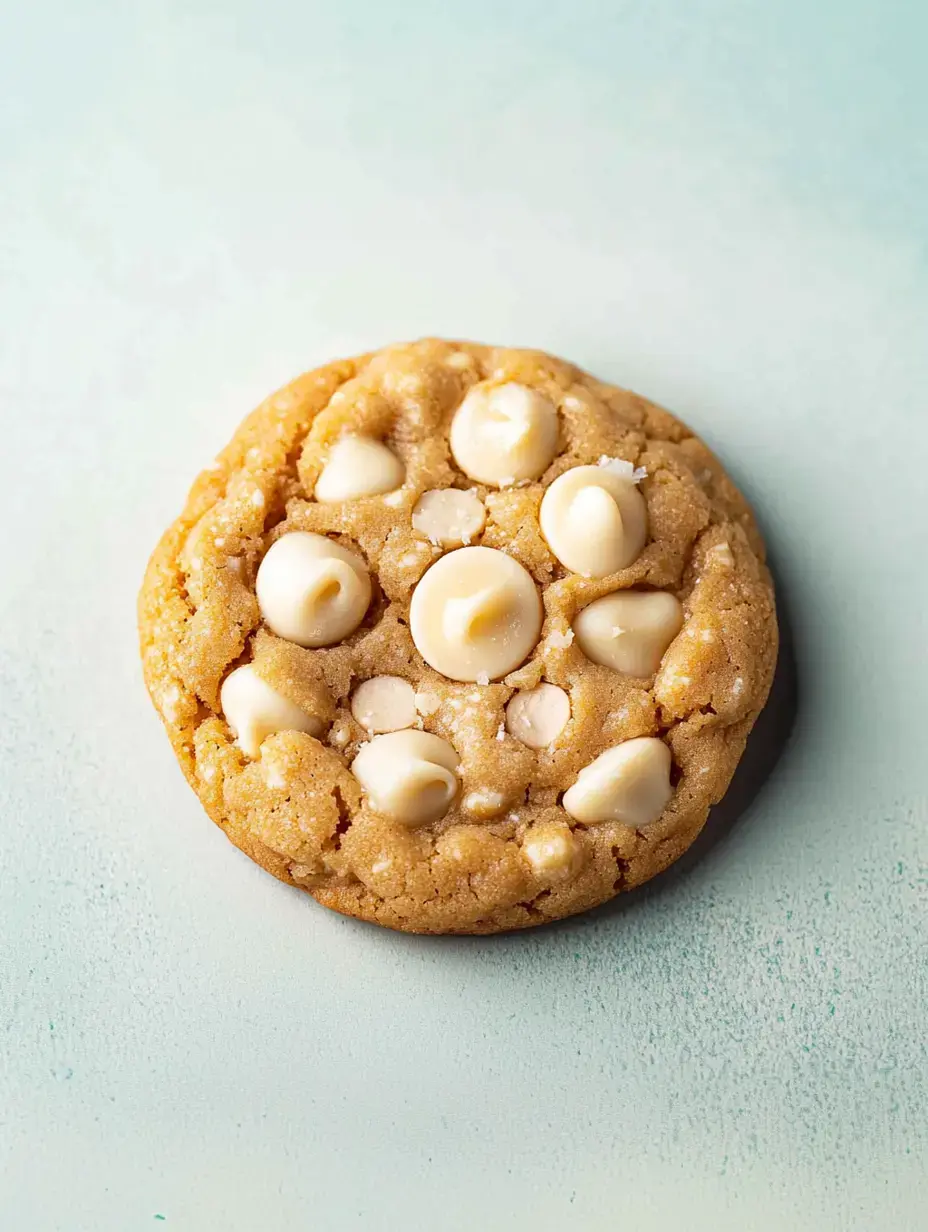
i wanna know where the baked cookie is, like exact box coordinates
[139,340,777,934]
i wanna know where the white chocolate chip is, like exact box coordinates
[410,546,542,682]
[573,590,684,676]
[562,736,673,826]
[351,730,460,825]
[449,382,558,487]
[522,822,579,878]
[256,531,371,648]
[350,676,417,734]
[220,664,324,758]
[506,683,571,749]
[314,436,404,502]
[540,465,647,577]
[250,489,265,508]
[412,488,486,547]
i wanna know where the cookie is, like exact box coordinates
[139,340,777,934]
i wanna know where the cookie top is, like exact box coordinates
[139,339,777,934]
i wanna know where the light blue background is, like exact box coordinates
[1,2,926,1228]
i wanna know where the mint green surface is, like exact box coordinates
[1,2,926,1228]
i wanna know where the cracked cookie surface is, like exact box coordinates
[138,339,777,934]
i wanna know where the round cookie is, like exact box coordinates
[139,339,777,934]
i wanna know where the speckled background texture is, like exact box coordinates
[1,1,925,1228]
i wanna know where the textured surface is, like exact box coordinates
[2,0,927,1226]
[139,340,776,933]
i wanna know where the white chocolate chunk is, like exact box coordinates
[505,683,570,748]
[522,822,579,877]
[314,436,404,502]
[256,531,371,647]
[463,789,506,818]
[598,456,648,482]
[410,546,542,682]
[220,664,323,758]
[546,627,574,650]
[351,730,460,825]
[707,541,734,569]
[573,590,683,676]
[350,676,417,734]
[449,382,558,487]
[540,464,647,576]
[412,488,486,546]
[263,758,288,790]
[562,736,673,826]
[414,689,441,716]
